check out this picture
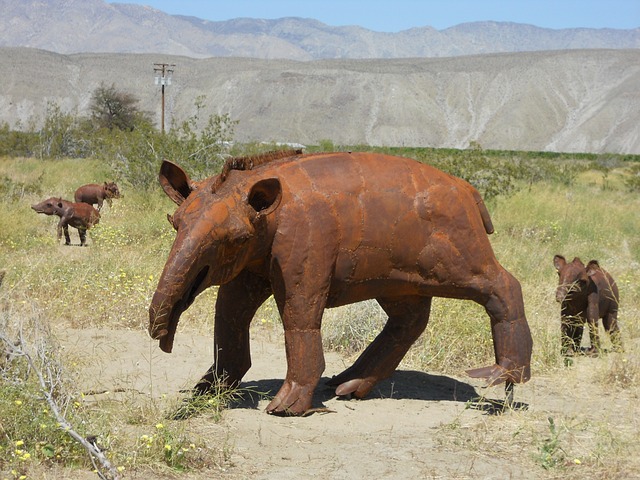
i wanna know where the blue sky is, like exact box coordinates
[108,0,640,31]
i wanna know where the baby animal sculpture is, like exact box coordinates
[149,151,533,416]
[553,255,622,355]
[74,182,121,211]
[32,197,100,246]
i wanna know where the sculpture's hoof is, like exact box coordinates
[334,379,361,397]
[467,357,530,385]
[266,398,309,416]
[331,378,374,399]
[266,382,314,416]
[466,364,514,386]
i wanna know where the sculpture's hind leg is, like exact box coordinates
[603,312,623,352]
[78,228,87,246]
[467,268,533,385]
[327,296,432,399]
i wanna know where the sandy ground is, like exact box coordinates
[57,327,639,480]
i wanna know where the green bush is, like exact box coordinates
[625,163,640,192]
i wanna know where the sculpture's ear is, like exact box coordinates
[159,160,193,205]
[586,260,600,277]
[248,178,282,217]
[553,255,566,272]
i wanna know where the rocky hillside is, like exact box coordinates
[3,47,640,154]
[1,0,638,59]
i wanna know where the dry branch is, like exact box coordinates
[0,324,121,480]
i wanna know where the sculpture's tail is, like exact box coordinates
[471,188,494,234]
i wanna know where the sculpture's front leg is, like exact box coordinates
[266,327,325,415]
[467,269,532,386]
[194,271,271,394]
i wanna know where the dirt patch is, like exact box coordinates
[58,327,639,479]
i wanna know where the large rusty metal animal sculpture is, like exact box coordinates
[74,182,121,211]
[553,255,622,356]
[32,197,100,246]
[149,151,533,416]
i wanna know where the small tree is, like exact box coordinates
[89,83,150,131]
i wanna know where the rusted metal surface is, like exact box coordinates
[149,151,533,415]
[553,255,622,356]
[74,182,121,211]
[32,197,100,246]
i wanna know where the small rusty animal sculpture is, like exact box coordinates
[553,255,622,356]
[149,151,533,416]
[74,182,121,211]
[32,197,100,246]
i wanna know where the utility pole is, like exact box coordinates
[153,63,175,133]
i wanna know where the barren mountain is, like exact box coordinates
[1,0,639,60]
[3,47,640,153]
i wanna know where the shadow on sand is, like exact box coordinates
[172,370,528,419]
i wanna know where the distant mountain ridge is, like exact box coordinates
[3,47,640,154]
[1,0,638,59]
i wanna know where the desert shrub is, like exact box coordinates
[0,122,38,157]
[625,163,640,192]
[413,148,517,201]
[0,174,43,202]
[322,300,387,355]
[317,139,337,151]
[37,102,94,159]
[91,98,236,189]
